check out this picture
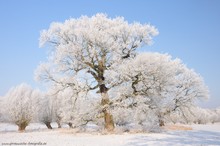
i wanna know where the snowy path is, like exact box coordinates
[0,123,220,146]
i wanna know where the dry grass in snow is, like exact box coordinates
[162,124,193,131]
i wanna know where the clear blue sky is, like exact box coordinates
[0,0,219,108]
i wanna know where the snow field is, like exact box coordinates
[0,123,220,146]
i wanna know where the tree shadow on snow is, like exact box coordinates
[125,130,220,146]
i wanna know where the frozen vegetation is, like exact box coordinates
[0,13,219,146]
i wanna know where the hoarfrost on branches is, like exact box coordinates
[36,13,158,131]
[3,83,41,131]
[108,52,209,127]
[35,13,209,131]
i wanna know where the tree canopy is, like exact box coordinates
[35,13,209,131]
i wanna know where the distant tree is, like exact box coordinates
[44,86,64,128]
[4,83,40,131]
[215,108,220,123]
[163,67,209,125]
[37,95,53,129]
[35,13,158,131]
[191,108,220,124]
[47,84,101,129]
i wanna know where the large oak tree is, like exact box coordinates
[36,13,158,131]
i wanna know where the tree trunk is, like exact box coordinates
[100,84,115,132]
[158,113,165,127]
[18,122,28,132]
[45,122,53,129]
[159,119,165,127]
[103,110,114,131]
[68,122,73,128]
[57,121,62,128]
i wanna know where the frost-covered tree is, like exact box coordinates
[48,85,81,128]
[191,108,220,124]
[48,84,102,129]
[215,108,220,123]
[37,95,53,129]
[107,52,180,127]
[3,83,40,131]
[44,86,64,128]
[164,67,209,124]
[35,13,158,131]
[109,52,209,126]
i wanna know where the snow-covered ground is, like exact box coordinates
[0,123,220,146]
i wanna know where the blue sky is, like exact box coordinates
[0,0,219,108]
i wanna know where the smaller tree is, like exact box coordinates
[107,52,209,127]
[44,86,63,128]
[4,83,40,131]
[37,95,53,129]
[162,67,209,125]
[48,84,100,130]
